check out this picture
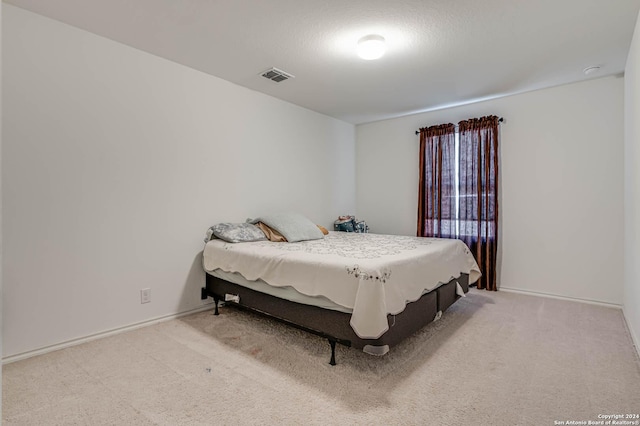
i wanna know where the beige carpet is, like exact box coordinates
[3,289,640,425]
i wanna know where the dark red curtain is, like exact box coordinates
[458,115,500,291]
[417,123,456,238]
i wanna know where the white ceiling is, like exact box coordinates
[5,0,640,124]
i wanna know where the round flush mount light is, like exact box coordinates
[357,34,386,60]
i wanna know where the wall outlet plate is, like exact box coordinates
[140,288,151,304]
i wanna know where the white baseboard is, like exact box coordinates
[4,288,633,364]
[622,307,640,361]
[2,304,216,365]
[497,286,622,309]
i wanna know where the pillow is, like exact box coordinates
[250,212,324,243]
[256,222,288,242]
[208,223,266,243]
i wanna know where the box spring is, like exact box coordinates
[202,273,469,363]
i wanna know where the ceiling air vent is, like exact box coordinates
[261,67,295,83]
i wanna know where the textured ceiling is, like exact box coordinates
[5,0,640,124]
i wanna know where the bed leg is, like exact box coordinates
[213,295,220,316]
[328,339,337,366]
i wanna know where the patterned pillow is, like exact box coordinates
[207,223,266,243]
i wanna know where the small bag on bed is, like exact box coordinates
[334,216,369,233]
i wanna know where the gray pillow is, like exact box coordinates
[250,212,324,243]
[208,223,266,243]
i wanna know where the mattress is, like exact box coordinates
[203,231,480,339]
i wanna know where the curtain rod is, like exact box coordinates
[414,117,503,135]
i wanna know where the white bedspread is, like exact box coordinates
[202,232,481,339]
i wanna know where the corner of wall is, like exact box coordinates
[623,307,640,360]
[1,0,4,409]
[623,8,640,362]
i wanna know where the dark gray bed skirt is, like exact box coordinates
[202,273,469,354]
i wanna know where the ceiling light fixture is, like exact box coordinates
[357,34,386,60]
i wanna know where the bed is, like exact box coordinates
[201,215,481,365]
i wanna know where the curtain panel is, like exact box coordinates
[417,115,500,291]
[417,123,456,238]
[458,115,500,291]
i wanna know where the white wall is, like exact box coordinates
[2,6,355,358]
[624,10,640,352]
[357,77,624,305]
[1,0,4,408]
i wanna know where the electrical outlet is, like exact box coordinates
[140,288,151,304]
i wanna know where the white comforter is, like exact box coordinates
[202,232,481,339]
